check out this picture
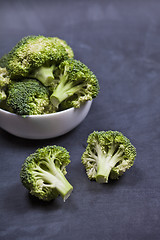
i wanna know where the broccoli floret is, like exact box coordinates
[7,35,74,86]
[6,79,54,115]
[49,37,74,59]
[20,145,73,201]
[50,59,99,109]
[82,131,136,183]
[0,67,11,100]
[0,54,8,68]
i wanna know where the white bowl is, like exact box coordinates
[0,101,92,139]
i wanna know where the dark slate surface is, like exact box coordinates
[0,0,160,239]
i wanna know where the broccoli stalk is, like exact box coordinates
[82,131,136,183]
[20,145,73,201]
[31,157,73,201]
[95,142,125,183]
[30,65,55,86]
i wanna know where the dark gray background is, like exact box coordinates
[0,0,160,239]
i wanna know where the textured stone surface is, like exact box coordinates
[0,0,160,239]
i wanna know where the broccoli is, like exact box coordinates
[0,67,11,100]
[20,145,73,202]
[6,79,55,116]
[49,37,74,59]
[6,35,74,86]
[50,58,99,109]
[82,131,136,183]
[0,54,8,68]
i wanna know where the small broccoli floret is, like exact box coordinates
[0,67,11,100]
[6,79,54,115]
[7,35,74,86]
[0,54,8,68]
[82,131,136,183]
[50,59,99,109]
[20,145,73,201]
[50,37,74,59]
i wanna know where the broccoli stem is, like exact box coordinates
[30,65,55,86]
[34,161,73,201]
[96,155,113,183]
[50,73,84,108]
[54,167,73,202]
[96,144,124,183]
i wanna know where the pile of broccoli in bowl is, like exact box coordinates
[0,35,99,116]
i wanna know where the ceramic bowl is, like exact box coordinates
[0,101,92,139]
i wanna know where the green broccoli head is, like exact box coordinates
[7,35,74,86]
[50,58,100,109]
[82,131,136,183]
[0,67,11,100]
[6,79,54,116]
[20,145,73,201]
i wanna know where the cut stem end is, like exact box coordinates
[50,95,60,108]
[63,186,73,202]
[96,175,108,183]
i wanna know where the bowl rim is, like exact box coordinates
[0,100,92,118]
